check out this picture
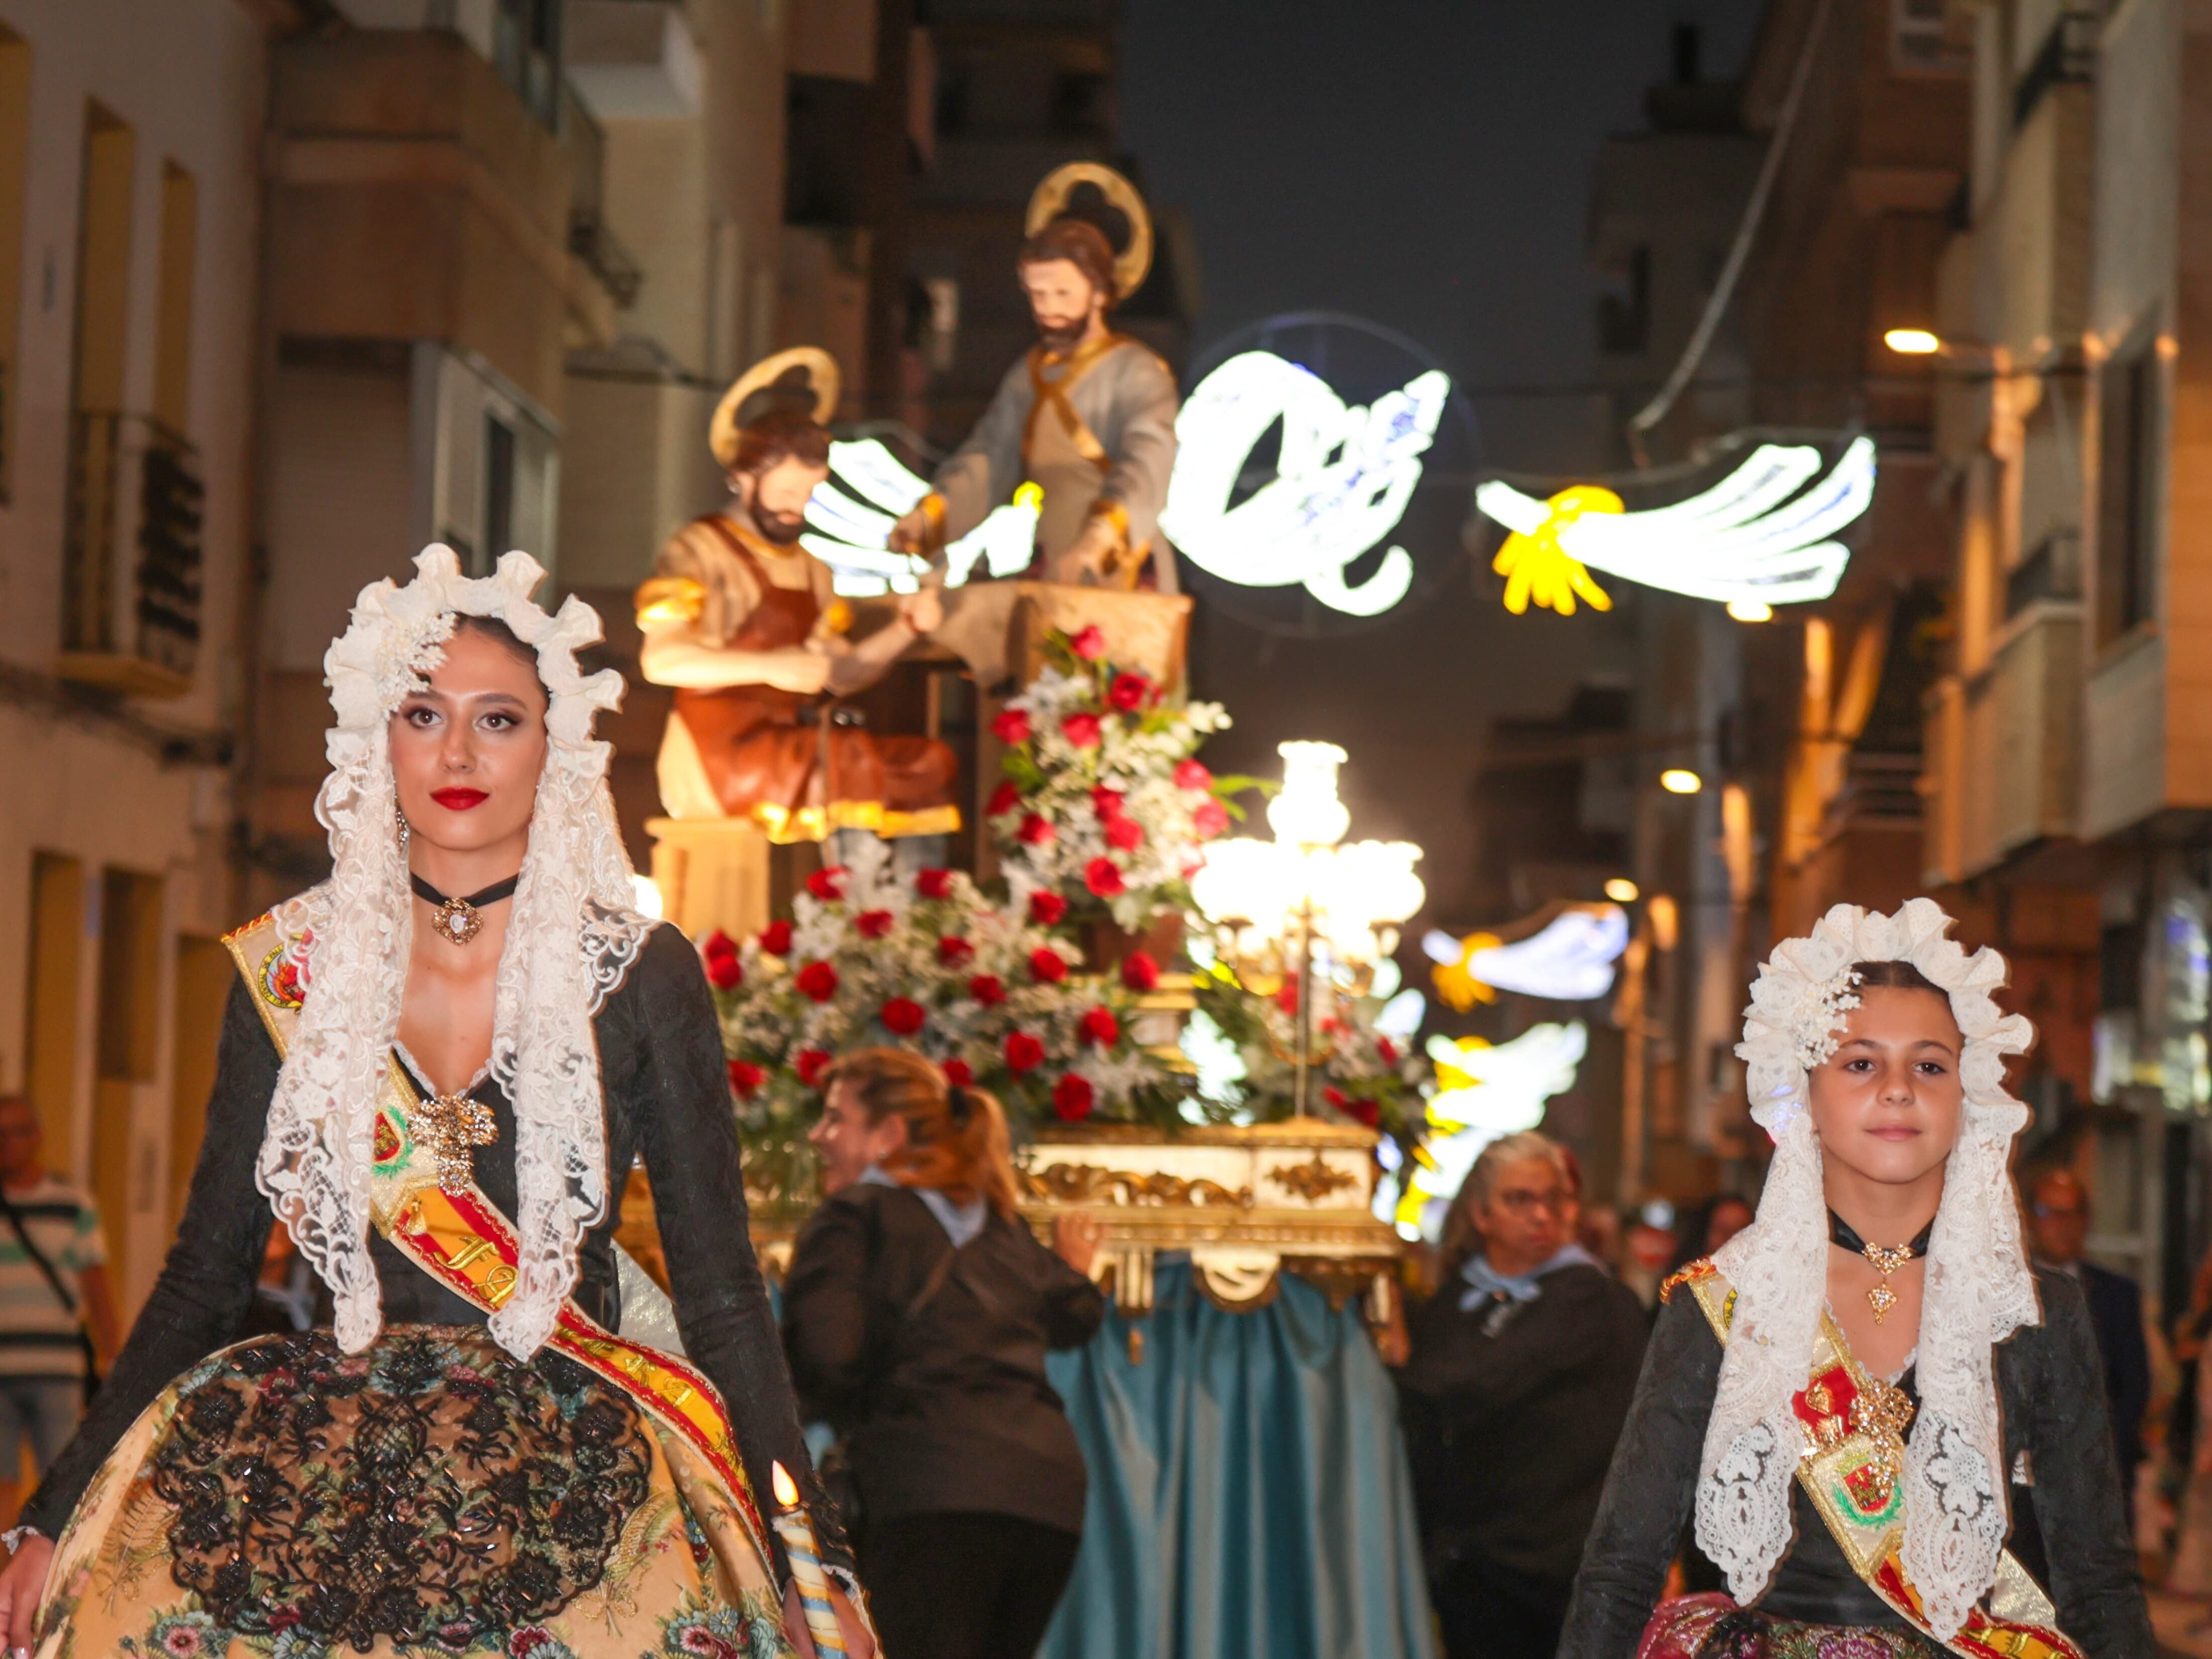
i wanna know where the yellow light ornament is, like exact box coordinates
[1431,933,1502,1012]
[1491,485,1619,616]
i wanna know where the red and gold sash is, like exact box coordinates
[1666,1262,2084,1659]
[221,909,777,1580]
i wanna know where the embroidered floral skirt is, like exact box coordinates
[31,1326,798,1659]
[1638,1594,1949,1659]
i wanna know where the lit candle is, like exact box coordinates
[770,1459,849,1657]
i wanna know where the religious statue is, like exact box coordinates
[891,163,1181,593]
[634,348,960,851]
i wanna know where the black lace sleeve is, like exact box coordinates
[22,976,279,1535]
[2028,1273,2156,1659]
[1556,1289,1722,1659]
[617,925,851,1579]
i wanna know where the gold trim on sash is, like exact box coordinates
[1672,1263,2082,1659]
[1021,333,1128,475]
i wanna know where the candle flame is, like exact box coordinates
[771,1460,800,1508]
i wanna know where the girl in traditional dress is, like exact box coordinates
[1560,900,2153,1659]
[0,549,872,1659]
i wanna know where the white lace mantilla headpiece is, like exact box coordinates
[259,546,634,1361]
[1697,898,2037,1639]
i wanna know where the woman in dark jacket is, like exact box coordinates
[782,1048,1105,1659]
[1398,1129,1650,1659]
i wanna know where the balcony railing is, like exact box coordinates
[61,410,204,698]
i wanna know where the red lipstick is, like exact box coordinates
[431,788,489,811]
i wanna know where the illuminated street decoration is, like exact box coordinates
[801,439,1042,596]
[1475,436,1877,615]
[1398,1023,1588,1237]
[1421,903,1629,1011]
[1161,352,1450,618]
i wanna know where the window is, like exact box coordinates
[1892,0,1970,76]
[2096,321,2162,646]
[64,102,136,657]
[94,869,163,1290]
[493,0,561,130]
[0,26,29,502]
[1597,246,1651,356]
[483,412,515,572]
[152,162,197,437]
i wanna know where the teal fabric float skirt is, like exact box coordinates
[1039,1255,1439,1659]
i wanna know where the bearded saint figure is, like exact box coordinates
[890,164,1181,595]
[635,348,960,852]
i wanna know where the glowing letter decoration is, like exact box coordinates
[1475,437,1877,615]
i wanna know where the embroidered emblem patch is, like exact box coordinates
[259,942,307,1010]
[372,1110,408,1172]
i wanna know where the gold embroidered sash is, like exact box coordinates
[220,909,778,1582]
[1669,1262,2084,1659]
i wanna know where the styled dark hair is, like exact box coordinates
[823,1047,1019,1218]
[1017,217,1119,306]
[730,408,832,477]
[1851,960,1944,996]
[448,613,547,703]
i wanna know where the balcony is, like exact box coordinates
[60,411,204,699]
[1922,601,2083,880]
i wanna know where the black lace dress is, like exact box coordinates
[1556,1268,2154,1659]
[20,920,844,1659]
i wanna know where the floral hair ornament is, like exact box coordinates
[1696,898,2037,1640]
[258,546,639,1363]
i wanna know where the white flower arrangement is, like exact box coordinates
[984,628,1243,930]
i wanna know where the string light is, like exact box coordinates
[1660,768,1703,795]
[1160,352,1449,617]
[1883,328,1941,355]
[1727,599,1774,623]
[1475,436,1876,614]
[1603,877,1638,902]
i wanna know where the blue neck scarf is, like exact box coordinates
[1459,1241,1598,1310]
[858,1166,989,1249]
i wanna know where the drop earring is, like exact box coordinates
[396,804,412,849]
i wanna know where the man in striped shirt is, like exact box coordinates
[0,1096,116,1522]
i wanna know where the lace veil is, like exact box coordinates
[258,546,633,1361]
[1696,898,2037,1638]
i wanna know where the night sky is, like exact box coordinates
[1118,0,1765,927]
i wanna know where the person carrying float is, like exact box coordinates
[1560,899,2153,1659]
[0,549,872,1659]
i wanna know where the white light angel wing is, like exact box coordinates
[1410,1021,1590,1231]
[803,439,1038,596]
[1461,906,1631,1002]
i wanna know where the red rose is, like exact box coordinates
[1108,671,1152,712]
[1018,812,1057,847]
[880,997,926,1036]
[856,909,894,940]
[992,708,1033,744]
[987,781,1023,818]
[1192,799,1231,840]
[795,1047,832,1088]
[1274,979,1299,1016]
[1084,857,1127,898]
[1005,1031,1046,1073]
[1079,1006,1120,1047]
[758,919,793,957]
[1091,785,1126,820]
[937,935,974,967]
[1029,947,1069,984]
[703,929,738,962]
[1052,1072,1096,1121]
[726,1059,764,1098]
[1377,1036,1401,1066]
[1120,951,1161,992]
[1105,816,1143,852]
[916,867,956,899]
[1345,1098,1380,1127]
[968,974,1007,1007]
[1174,759,1213,791]
[806,867,848,901]
[1028,890,1069,926]
[942,1057,974,1088]
[1060,712,1103,749]
[796,961,840,1002]
[705,951,743,990]
[1070,624,1107,660]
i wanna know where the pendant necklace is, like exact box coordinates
[411,872,521,946]
[1829,1209,1935,1324]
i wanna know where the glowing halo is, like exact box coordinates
[1474,436,1876,614]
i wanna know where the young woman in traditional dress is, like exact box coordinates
[1560,900,2153,1659]
[0,549,872,1659]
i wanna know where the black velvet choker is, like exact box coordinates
[1828,1209,1934,1324]
[410,872,521,946]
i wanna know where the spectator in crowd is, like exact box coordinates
[781,1049,1105,1659]
[0,1095,116,1523]
[1663,1193,1755,1282]
[2025,1160,2151,1506]
[1397,1130,1649,1659]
